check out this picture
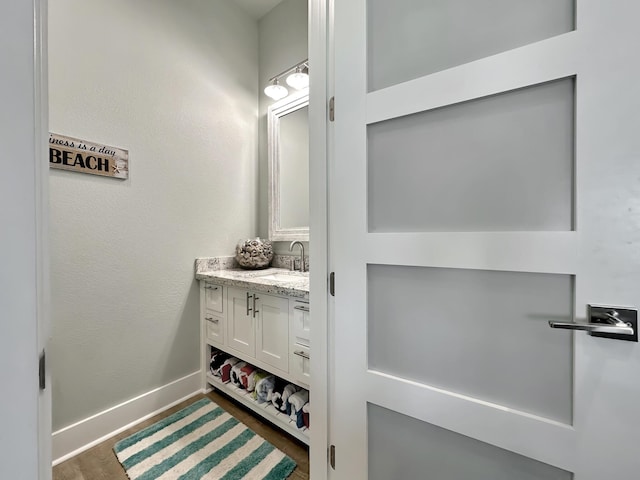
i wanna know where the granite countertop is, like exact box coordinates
[196,265,309,300]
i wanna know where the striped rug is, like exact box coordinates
[113,398,297,480]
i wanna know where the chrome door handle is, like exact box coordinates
[253,295,259,318]
[549,305,637,342]
[294,305,310,312]
[294,350,310,359]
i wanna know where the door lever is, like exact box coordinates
[549,305,638,342]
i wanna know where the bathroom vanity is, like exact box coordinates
[196,260,310,443]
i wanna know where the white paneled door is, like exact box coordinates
[332,1,640,479]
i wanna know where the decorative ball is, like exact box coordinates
[235,238,274,269]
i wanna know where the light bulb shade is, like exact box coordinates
[286,71,309,90]
[264,82,288,100]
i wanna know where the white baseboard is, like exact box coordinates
[52,371,203,466]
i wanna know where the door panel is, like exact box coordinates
[367,0,575,91]
[368,264,573,423]
[368,78,575,232]
[368,404,573,480]
[333,0,640,479]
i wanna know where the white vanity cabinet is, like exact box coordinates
[196,263,311,444]
[200,279,309,386]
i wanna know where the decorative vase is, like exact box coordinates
[235,238,274,269]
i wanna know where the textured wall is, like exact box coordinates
[49,0,259,430]
[258,0,309,255]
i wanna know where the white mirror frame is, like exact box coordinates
[268,89,310,242]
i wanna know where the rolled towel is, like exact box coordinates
[209,350,229,376]
[231,361,247,387]
[270,378,289,410]
[239,364,256,390]
[268,378,288,403]
[282,384,302,414]
[288,390,310,428]
[289,390,309,414]
[219,357,239,383]
[252,372,273,401]
[302,402,310,428]
[271,391,282,410]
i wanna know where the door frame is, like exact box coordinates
[2,0,50,478]
[308,0,330,478]
[36,0,52,477]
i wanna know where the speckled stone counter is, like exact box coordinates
[195,257,309,300]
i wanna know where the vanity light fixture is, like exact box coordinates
[286,65,309,90]
[265,59,309,101]
[264,78,289,101]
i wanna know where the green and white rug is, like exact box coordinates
[114,398,297,480]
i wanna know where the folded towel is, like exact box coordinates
[219,357,239,383]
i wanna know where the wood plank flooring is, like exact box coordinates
[53,391,309,480]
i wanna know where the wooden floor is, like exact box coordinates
[53,391,309,480]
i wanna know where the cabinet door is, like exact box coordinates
[226,287,255,356]
[255,293,289,371]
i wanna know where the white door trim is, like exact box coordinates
[35,0,52,478]
[1,0,50,478]
[308,0,330,478]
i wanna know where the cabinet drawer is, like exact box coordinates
[205,315,224,346]
[291,301,310,347]
[291,345,310,386]
[204,283,223,313]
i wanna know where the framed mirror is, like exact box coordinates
[268,89,309,241]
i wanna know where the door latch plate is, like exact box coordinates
[588,304,638,342]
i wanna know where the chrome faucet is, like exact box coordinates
[289,241,306,272]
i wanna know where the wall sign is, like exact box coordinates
[49,133,129,179]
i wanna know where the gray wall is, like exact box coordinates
[258,0,309,255]
[49,0,259,430]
